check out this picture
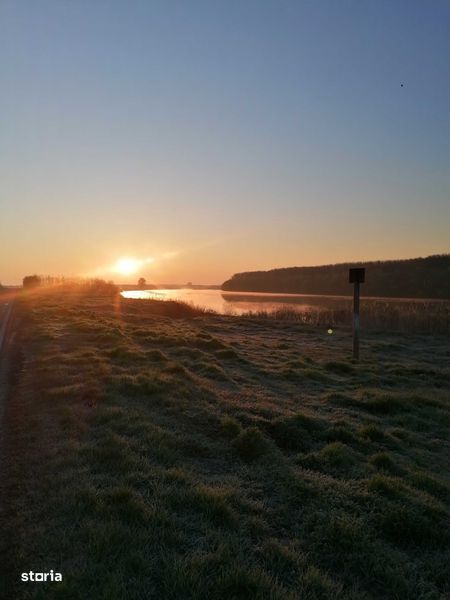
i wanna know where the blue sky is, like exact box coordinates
[1,0,449,283]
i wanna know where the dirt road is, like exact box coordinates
[0,300,13,354]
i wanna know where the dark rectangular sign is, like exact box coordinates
[349,268,365,283]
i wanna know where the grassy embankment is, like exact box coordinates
[1,285,449,599]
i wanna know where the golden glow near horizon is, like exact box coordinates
[112,257,155,276]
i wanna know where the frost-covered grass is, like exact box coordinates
[1,288,449,599]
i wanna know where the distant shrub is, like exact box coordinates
[81,278,118,296]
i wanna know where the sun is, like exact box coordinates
[114,257,140,275]
[110,255,156,277]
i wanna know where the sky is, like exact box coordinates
[1,0,449,284]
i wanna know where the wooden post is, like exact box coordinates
[349,268,365,361]
[352,280,360,360]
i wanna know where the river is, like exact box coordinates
[120,288,439,316]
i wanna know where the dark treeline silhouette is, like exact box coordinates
[222,255,450,299]
[21,275,117,296]
[22,275,70,288]
[22,275,42,288]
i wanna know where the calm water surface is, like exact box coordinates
[121,288,445,316]
[121,288,369,315]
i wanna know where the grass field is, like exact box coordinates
[1,286,449,599]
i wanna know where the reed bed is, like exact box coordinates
[241,299,450,335]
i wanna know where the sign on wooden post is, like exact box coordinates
[349,268,365,361]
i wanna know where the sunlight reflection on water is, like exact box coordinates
[120,288,351,316]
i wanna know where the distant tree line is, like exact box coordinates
[22,275,69,288]
[221,255,450,299]
[21,275,117,296]
[22,275,42,288]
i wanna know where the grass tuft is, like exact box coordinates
[369,452,397,472]
[359,424,386,442]
[232,427,273,461]
[220,416,242,438]
[267,412,321,451]
[324,360,355,375]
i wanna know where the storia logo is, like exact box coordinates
[21,570,62,582]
